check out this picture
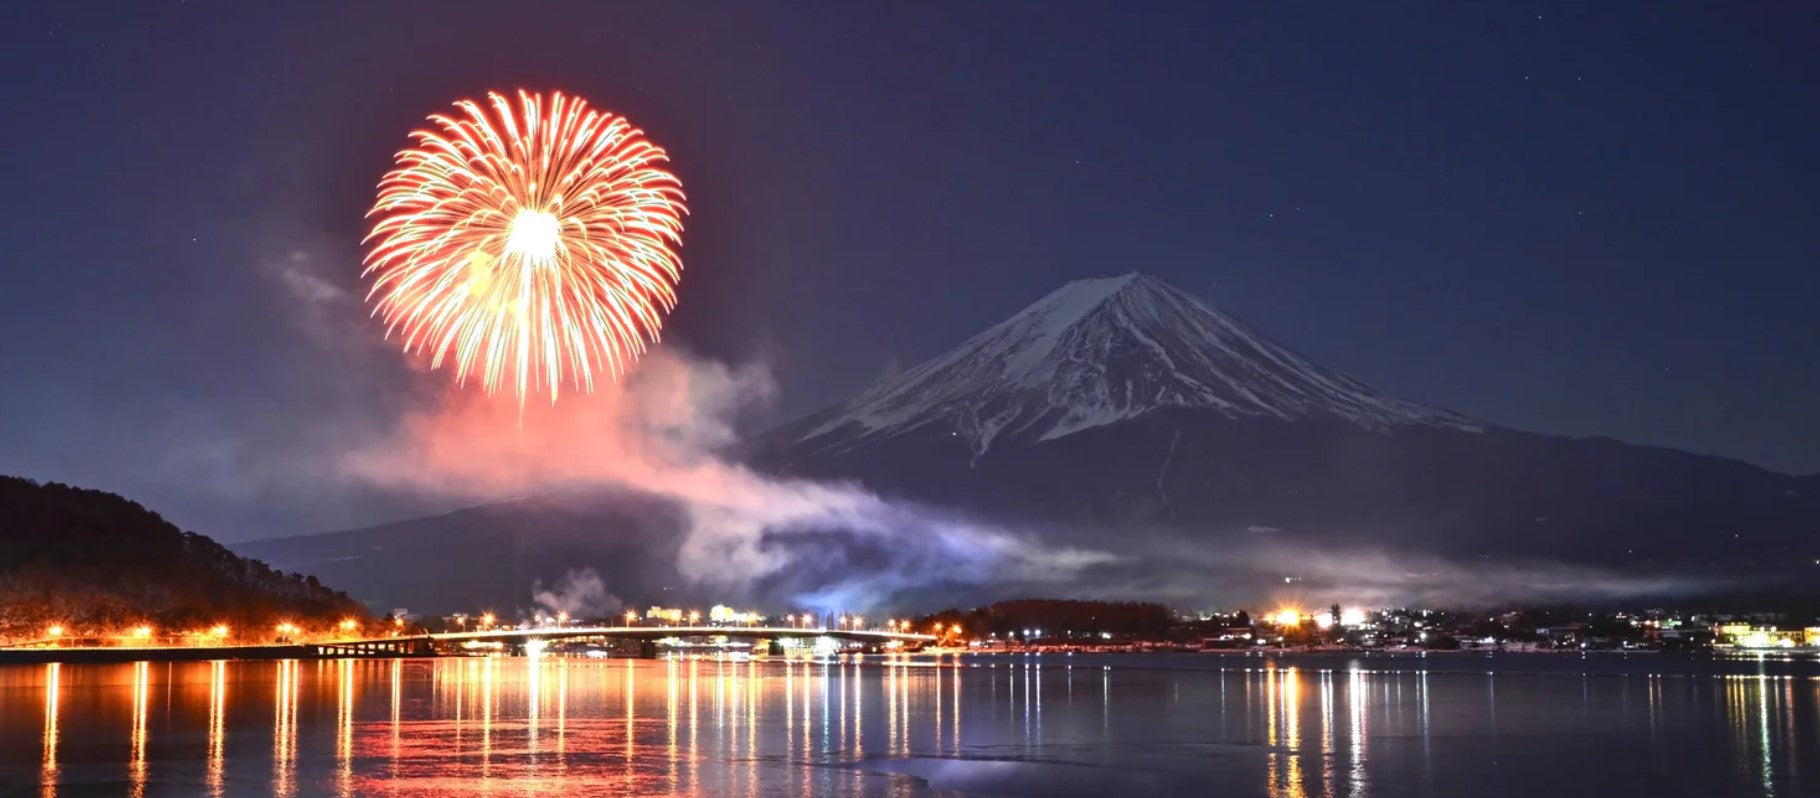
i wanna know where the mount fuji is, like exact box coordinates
[756,273,1817,571]
[787,273,1477,459]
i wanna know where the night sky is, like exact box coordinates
[2,2,1816,541]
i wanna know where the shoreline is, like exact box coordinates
[0,644,422,665]
[5,643,1806,666]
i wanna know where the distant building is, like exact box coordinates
[1715,622,1808,649]
[709,605,763,625]
[645,607,684,624]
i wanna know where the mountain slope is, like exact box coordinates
[234,489,686,615]
[756,274,1819,573]
[786,273,1476,459]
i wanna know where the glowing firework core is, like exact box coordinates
[363,90,687,402]
[505,210,562,265]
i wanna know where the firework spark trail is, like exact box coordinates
[363,90,686,403]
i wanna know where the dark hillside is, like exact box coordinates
[0,475,366,642]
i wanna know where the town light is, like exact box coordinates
[1274,610,1301,627]
[46,624,64,638]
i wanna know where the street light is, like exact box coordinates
[481,613,496,629]
[46,624,64,639]
[688,610,701,626]
[625,610,639,626]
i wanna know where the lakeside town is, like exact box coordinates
[9,595,1820,660]
[400,599,1820,657]
[958,606,1820,655]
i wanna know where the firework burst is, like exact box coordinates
[363,90,686,402]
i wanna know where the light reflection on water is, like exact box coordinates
[0,653,1815,796]
[39,662,57,798]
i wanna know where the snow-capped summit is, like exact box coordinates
[794,273,1479,456]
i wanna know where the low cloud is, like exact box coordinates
[1087,537,1725,610]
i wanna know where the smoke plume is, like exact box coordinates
[531,568,623,620]
[346,350,1113,610]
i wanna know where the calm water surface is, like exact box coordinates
[1,652,1816,797]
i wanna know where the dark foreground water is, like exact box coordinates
[1,651,1816,797]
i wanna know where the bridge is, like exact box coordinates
[312,625,935,657]
[428,625,933,648]
[0,626,935,663]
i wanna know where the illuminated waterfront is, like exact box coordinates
[1,653,1816,796]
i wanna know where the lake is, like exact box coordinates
[0,651,1815,796]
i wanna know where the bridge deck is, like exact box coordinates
[418,625,935,646]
